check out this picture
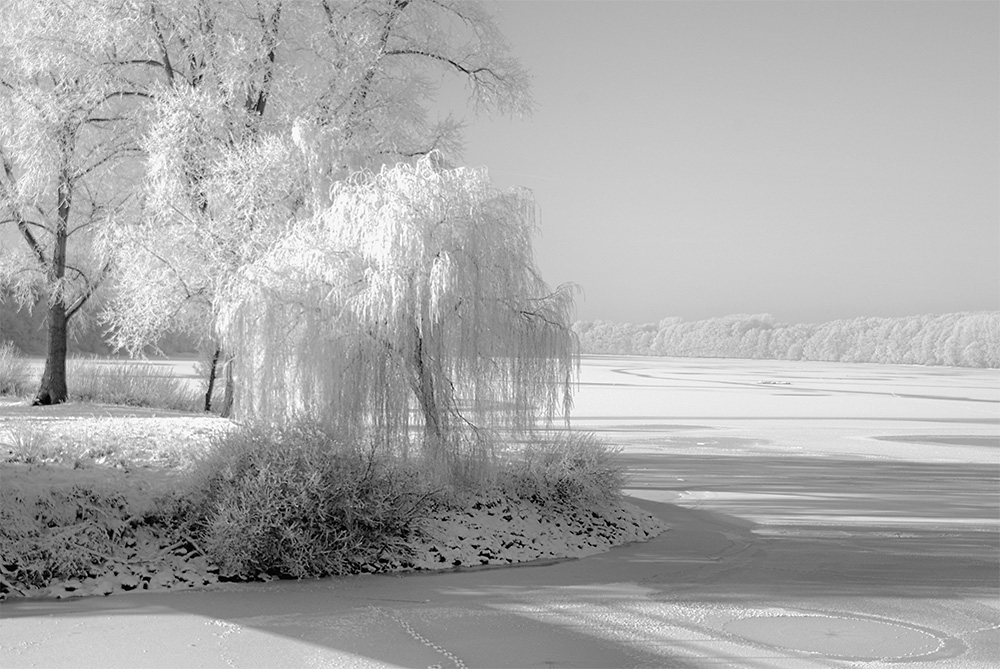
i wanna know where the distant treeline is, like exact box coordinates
[573,312,1000,368]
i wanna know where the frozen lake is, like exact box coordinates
[574,355,999,527]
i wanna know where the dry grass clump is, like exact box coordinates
[0,342,33,397]
[68,357,201,411]
[1,422,64,464]
[494,431,626,508]
[0,348,208,412]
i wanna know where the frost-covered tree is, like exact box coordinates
[0,0,144,404]
[218,155,577,462]
[103,0,531,412]
[101,0,301,412]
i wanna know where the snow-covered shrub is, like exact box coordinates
[497,432,625,509]
[186,422,437,579]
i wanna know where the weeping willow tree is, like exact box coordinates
[218,153,577,463]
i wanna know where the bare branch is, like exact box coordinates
[99,90,154,102]
[1,155,48,267]
[149,2,176,83]
[385,48,501,81]
[245,1,282,119]
[108,58,167,69]
[66,257,112,320]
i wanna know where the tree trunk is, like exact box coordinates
[411,331,444,450]
[33,299,69,405]
[220,356,234,418]
[33,170,72,406]
[203,344,221,412]
[418,370,442,444]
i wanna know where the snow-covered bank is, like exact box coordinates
[1,463,666,600]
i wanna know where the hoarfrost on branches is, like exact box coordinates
[219,154,578,463]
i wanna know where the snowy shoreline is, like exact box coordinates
[3,489,666,600]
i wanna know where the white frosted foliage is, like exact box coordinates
[218,154,578,460]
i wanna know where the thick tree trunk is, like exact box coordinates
[33,300,69,405]
[33,171,73,406]
[418,371,442,443]
[411,332,444,449]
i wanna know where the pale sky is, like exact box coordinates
[444,0,1000,324]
